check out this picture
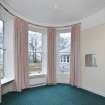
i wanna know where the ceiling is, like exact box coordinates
[3,0,105,26]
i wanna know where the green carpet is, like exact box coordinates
[1,84,105,105]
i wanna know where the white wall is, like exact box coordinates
[81,7,105,30]
[81,23,105,97]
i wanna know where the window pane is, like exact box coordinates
[0,49,3,78]
[56,32,71,83]
[0,20,3,33]
[0,20,4,78]
[29,52,42,63]
[28,31,42,52]
[0,20,3,49]
[57,32,71,72]
[28,31,42,74]
[59,33,71,52]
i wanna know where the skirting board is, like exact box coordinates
[81,86,105,97]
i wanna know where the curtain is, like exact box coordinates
[14,17,29,91]
[47,27,56,84]
[70,23,81,87]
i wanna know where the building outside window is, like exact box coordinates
[56,30,71,83]
[57,32,71,72]
[61,55,70,63]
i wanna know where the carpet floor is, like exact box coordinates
[1,84,105,105]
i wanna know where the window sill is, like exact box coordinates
[29,72,47,78]
[1,77,14,85]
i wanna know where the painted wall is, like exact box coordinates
[81,24,105,97]
[80,7,105,97]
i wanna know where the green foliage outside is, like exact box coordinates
[33,59,41,63]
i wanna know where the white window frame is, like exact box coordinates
[56,28,71,73]
[0,19,5,79]
[28,25,47,77]
[0,7,15,85]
